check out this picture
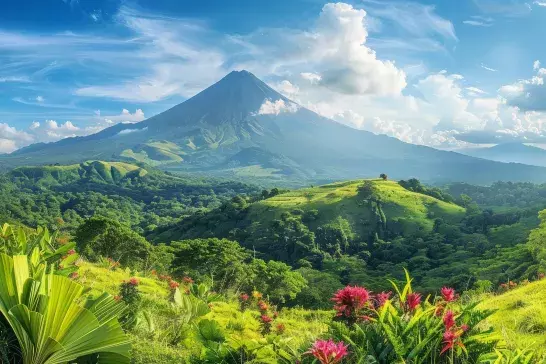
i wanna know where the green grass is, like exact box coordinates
[74,261,329,363]
[478,278,546,356]
[248,179,465,238]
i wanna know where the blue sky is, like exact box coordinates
[2,0,546,152]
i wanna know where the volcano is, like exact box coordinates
[4,70,546,184]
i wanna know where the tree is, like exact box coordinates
[170,238,252,291]
[75,217,152,269]
[379,173,388,180]
[247,259,307,304]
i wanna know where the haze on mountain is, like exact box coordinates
[461,143,546,168]
[3,70,546,185]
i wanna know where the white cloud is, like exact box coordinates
[534,60,541,70]
[257,99,299,115]
[362,0,457,41]
[0,76,30,83]
[301,73,322,83]
[0,108,146,153]
[117,127,148,135]
[534,1,546,6]
[466,86,487,96]
[36,96,44,103]
[313,3,407,96]
[481,63,498,72]
[274,80,299,98]
[463,20,492,26]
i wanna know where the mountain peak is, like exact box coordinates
[141,70,287,128]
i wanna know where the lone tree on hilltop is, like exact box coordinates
[379,173,388,181]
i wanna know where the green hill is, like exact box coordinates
[153,178,465,247]
[247,179,465,238]
[9,160,147,186]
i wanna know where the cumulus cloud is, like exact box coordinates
[500,61,546,111]
[311,3,407,96]
[274,80,299,99]
[0,108,146,153]
[257,99,299,115]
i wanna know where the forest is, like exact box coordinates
[1,162,546,363]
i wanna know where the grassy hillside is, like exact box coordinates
[248,179,465,237]
[478,279,546,355]
[75,261,329,363]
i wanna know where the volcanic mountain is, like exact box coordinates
[4,70,546,184]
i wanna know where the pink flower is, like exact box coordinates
[332,286,370,318]
[128,277,139,286]
[461,324,469,332]
[182,276,194,284]
[443,310,456,330]
[261,315,273,323]
[441,287,456,302]
[240,293,249,301]
[306,339,349,364]
[67,249,76,255]
[405,292,422,311]
[375,291,392,308]
[168,280,180,290]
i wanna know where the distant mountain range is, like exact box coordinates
[3,70,546,184]
[460,143,546,168]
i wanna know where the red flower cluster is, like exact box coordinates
[67,249,76,255]
[159,274,172,281]
[306,339,349,364]
[539,273,545,280]
[441,287,457,302]
[332,286,370,320]
[375,291,392,308]
[405,292,422,311]
[261,314,273,323]
[128,277,139,286]
[240,293,249,301]
[168,280,180,290]
[182,276,194,284]
[276,323,286,334]
[440,310,469,355]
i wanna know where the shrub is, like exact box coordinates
[0,252,131,363]
[325,270,502,363]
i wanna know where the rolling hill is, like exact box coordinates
[3,71,546,184]
[151,179,466,245]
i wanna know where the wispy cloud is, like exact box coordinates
[463,15,494,26]
[481,63,498,72]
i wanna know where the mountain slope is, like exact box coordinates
[461,143,546,167]
[4,71,546,184]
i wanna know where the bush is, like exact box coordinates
[75,217,152,270]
